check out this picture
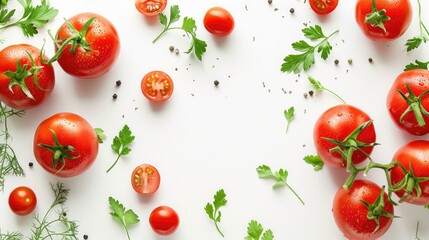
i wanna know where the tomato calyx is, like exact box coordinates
[397,82,429,127]
[390,162,429,203]
[365,0,391,32]
[38,129,79,174]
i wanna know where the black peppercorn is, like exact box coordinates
[115,80,121,86]
[112,94,117,99]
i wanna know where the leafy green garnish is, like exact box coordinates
[109,197,140,240]
[284,107,295,133]
[94,128,106,143]
[244,220,274,240]
[405,0,429,52]
[0,230,23,240]
[281,25,338,73]
[256,165,304,205]
[308,76,346,104]
[204,189,227,237]
[303,155,324,171]
[153,5,207,61]
[404,60,429,71]
[107,124,135,173]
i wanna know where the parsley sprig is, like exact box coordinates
[281,25,338,73]
[308,76,346,104]
[303,155,324,171]
[405,0,429,52]
[284,107,295,133]
[245,220,274,240]
[109,197,140,240]
[153,5,207,61]
[107,124,135,173]
[404,60,429,71]
[204,189,227,237]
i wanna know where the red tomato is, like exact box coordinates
[33,112,99,178]
[0,44,55,110]
[8,186,37,216]
[309,0,339,15]
[355,0,412,41]
[313,104,376,168]
[389,140,429,205]
[135,0,167,16]
[386,69,429,136]
[149,206,180,235]
[141,70,174,102]
[203,7,235,37]
[131,164,160,194]
[333,180,394,240]
[53,13,120,78]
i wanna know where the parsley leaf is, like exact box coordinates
[405,0,429,52]
[153,5,207,61]
[244,220,274,240]
[404,60,429,71]
[281,25,338,74]
[284,107,295,133]
[303,155,324,171]
[109,197,140,240]
[107,124,135,173]
[204,189,227,237]
[308,76,346,103]
[256,165,305,205]
[94,128,106,143]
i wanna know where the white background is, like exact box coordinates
[1,0,429,239]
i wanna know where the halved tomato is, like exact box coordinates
[309,0,338,15]
[135,0,167,17]
[131,164,161,194]
[141,70,174,102]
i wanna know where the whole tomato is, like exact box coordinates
[313,104,376,168]
[389,140,429,205]
[51,12,120,79]
[386,69,429,136]
[149,206,180,235]
[8,186,37,216]
[0,44,55,110]
[333,179,394,240]
[33,112,99,178]
[355,0,412,41]
[203,7,235,37]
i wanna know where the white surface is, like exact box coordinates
[1,0,429,239]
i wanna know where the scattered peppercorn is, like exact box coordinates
[268,0,273,4]
[303,92,308,98]
[62,212,67,217]
[29,162,33,167]
[334,59,339,65]
[112,94,117,99]
[214,80,219,86]
[347,59,353,65]
[290,8,295,13]
[115,80,121,87]
[175,49,179,55]
[169,46,174,52]
[368,57,373,63]
[83,235,88,240]
[309,90,314,96]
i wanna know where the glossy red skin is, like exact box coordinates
[55,13,120,78]
[355,0,412,41]
[386,69,429,136]
[33,112,99,178]
[309,0,339,15]
[149,206,180,235]
[135,0,167,16]
[0,44,55,110]
[131,164,161,194]
[203,7,235,37]
[8,186,37,216]
[390,140,429,205]
[141,70,174,102]
[313,104,376,168]
[333,180,394,240]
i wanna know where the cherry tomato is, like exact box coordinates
[54,12,120,78]
[135,0,167,16]
[8,186,37,216]
[149,206,180,235]
[141,70,174,102]
[131,164,160,194]
[333,180,394,240]
[309,0,339,15]
[355,0,412,41]
[313,104,376,168]
[203,7,235,37]
[0,44,55,110]
[386,69,429,136]
[389,140,429,205]
[33,112,99,178]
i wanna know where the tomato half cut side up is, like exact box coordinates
[135,0,167,16]
[141,70,174,102]
[131,164,161,194]
[310,0,339,15]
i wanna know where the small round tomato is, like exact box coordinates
[313,104,376,168]
[131,164,160,194]
[0,44,55,110]
[355,0,412,41]
[33,112,99,178]
[309,0,339,15]
[333,180,394,240]
[149,206,180,235]
[135,0,167,16]
[203,7,235,37]
[53,12,120,78]
[386,69,429,136]
[389,140,429,205]
[141,70,174,102]
[8,186,37,216]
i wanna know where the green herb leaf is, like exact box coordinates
[245,220,274,240]
[405,0,429,52]
[107,124,135,173]
[308,76,346,104]
[0,9,15,25]
[109,197,139,240]
[182,16,196,33]
[284,107,295,132]
[94,128,106,143]
[404,60,429,71]
[303,155,324,171]
[0,231,23,240]
[205,189,227,237]
[159,13,167,26]
[262,230,274,240]
[302,25,326,40]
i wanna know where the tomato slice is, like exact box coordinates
[135,0,167,17]
[309,0,338,15]
[131,164,161,194]
[141,70,174,102]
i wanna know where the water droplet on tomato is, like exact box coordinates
[94,50,100,57]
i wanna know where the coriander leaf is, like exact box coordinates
[245,220,263,240]
[303,155,324,171]
[107,124,135,173]
[182,16,196,33]
[308,76,346,103]
[406,37,424,52]
[0,9,15,25]
[405,0,429,52]
[302,25,325,40]
[256,165,273,178]
[404,60,429,71]
[94,128,106,143]
[169,4,180,23]
[205,189,227,237]
[284,107,295,132]
[318,40,332,60]
[262,230,274,240]
[281,51,314,74]
[193,37,208,61]
[159,13,167,26]
[109,197,140,240]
